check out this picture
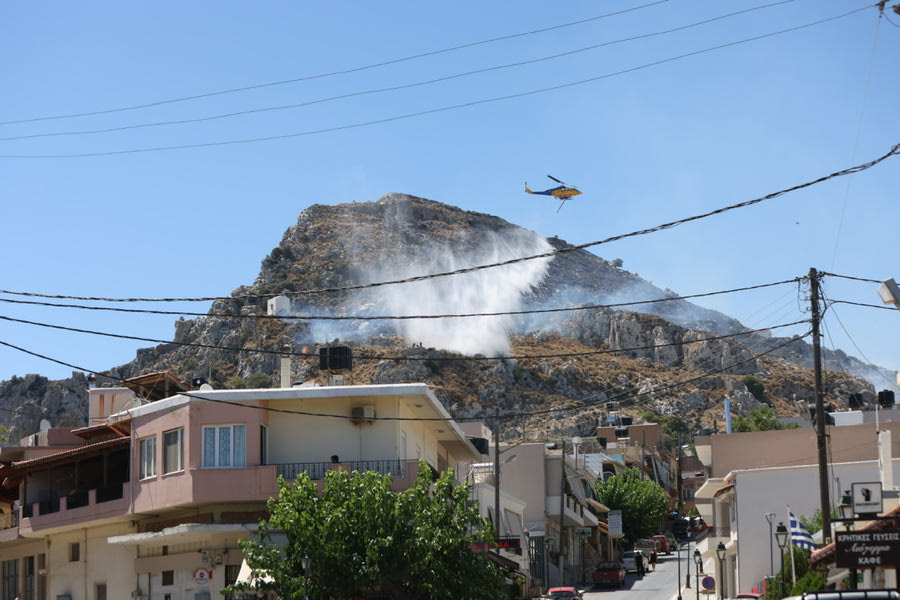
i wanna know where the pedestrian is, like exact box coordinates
[649,549,658,572]
[636,552,645,577]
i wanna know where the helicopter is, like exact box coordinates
[525,175,582,212]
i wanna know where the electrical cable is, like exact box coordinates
[0,312,809,363]
[5,136,890,303]
[826,299,897,311]
[0,329,813,423]
[820,272,882,284]
[0,6,870,159]
[0,0,670,127]
[0,278,801,317]
[0,0,796,142]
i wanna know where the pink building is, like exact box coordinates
[0,373,482,600]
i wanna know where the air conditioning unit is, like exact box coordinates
[350,405,375,423]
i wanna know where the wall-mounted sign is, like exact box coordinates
[575,528,592,537]
[193,568,212,585]
[851,482,883,515]
[835,530,900,569]
[495,537,522,549]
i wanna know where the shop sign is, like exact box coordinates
[608,510,623,538]
[835,529,900,569]
[193,567,213,585]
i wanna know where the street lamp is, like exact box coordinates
[694,549,702,600]
[676,540,683,600]
[301,551,312,600]
[775,523,788,599]
[716,542,726,600]
[839,491,857,590]
[765,512,776,578]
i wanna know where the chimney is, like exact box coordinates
[280,344,292,388]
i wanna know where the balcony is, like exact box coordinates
[18,483,130,535]
[546,494,592,527]
[274,459,419,491]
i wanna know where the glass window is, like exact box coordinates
[139,436,157,479]
[2,559,18,600]
[69,542,80,562]
[202,425,246,468]
[163,429,184,474]
[260,425,268,466]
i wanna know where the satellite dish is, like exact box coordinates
[39,419,51,431]
[199,383,214,391]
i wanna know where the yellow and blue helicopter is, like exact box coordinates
[525,175,582,212]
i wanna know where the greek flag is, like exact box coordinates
[788,511,818,550]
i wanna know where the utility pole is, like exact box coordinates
[494,410,501,553]
[809,267,832,542]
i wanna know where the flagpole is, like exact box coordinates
[786,507,797,587]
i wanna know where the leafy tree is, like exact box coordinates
[639,411,689,448]
[227,375,245,389]
[228,461,505,600]
[246,371,273,389]
[740,375,765,401]
[731,407,798,432]
[595,468,669,544]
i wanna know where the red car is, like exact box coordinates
[547,587,583,600]
[592,561,626,588]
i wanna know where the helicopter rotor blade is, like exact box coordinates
[546,174,564,185]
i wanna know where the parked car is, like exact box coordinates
[592,561,626,587]
[634,538,656,558]
[547,586,583,600]
[666,532,678,551]
[651,534,670,554]
[621,550,642,573]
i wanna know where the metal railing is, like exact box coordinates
[275,459,407,481]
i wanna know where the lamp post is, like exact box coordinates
[694,549,702,600]
[301,551,312,600]
[685,541,692,588]
[676,540,683,600]
[839,491,857,590]
[775,523,788,599]
[716,542,726,600]
[765,512,776,578]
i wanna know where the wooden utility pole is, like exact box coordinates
[810,267,833,542]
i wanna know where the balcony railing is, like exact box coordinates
[21,482,127,518]
[275,459,408,481]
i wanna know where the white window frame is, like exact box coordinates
[202,424,246,468]
[163,428,184,474]
[139,436,157,479]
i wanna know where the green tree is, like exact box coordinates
[740,375,765,401]
[246,371,273,389]
[228,461,505,600]
[639,411,689,448]
[731,407,798,432]
[595,468,669,544]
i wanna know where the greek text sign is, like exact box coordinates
[835,529,900,569]
[608,510,623,538]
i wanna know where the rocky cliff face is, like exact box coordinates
[0,194,886,442]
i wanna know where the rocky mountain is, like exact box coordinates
[0,194,890,443]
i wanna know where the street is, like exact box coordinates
[583,544,714,600]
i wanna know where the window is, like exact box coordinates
[260,425,268,466]
[163,429,184,474]
[95,583,107,600]
[139,436,157,479]
[162,571,174,586]
[202,425,246,468]
[69,543,80,562]
[23,555,34,600]
[2,559,17,600]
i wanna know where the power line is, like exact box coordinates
[0,0,795,143]
[0,6,869,159]
[0,0,669,127]
[2,136,885,302]
[0,277,800,312]
[821,272,883,284]
[0,328,813,424]
[826,299,897,311]
[0,312,809,363]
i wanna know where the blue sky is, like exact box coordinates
[2,0,898,390]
